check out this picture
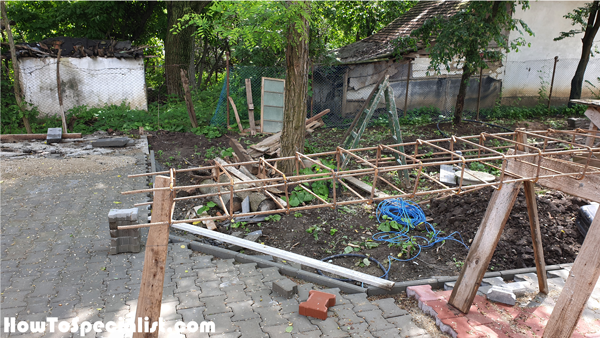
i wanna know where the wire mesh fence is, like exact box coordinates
[210,57,600,129]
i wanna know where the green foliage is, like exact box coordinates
[294,212,303,218]
[586,77,600,99]
[265,214,281,222]
[480,104,587,121]
[289,186,315,207]
[306,224,322,240]
[196,201,217,215]
[554,1,599,58]
[329,228,338,236]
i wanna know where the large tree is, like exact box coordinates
[395,2,532,124]
[280,1,310,174]
[555,1,600,105]
[165,1,210,98]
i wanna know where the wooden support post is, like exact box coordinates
[404,59,411,117]
[310,61,314,117]
[228,96,243,132]
[133,175,174,338]
[245,78,256,136]
[341,67,349,117]
[515,130,548,294]
[56,49,68,132]
[180,69,198,129]
[547,56,558,109]
[543,212,600,338]
[1,1,32,134]
[449,182,522,313]
[226,51,230,129]
[476,67,483,121]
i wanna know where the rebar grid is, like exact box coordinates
[120,129,600,230]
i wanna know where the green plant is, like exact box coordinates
[453,258,465,268]
[221,147,234,158]
[157,150,163,158]
[585,77,600,99]
[232,221,248,229]
[329,228,338,236]
[355,257,371,268]
[306,225,322,240]
[288,186,315,207]
[196,201,217,215]
[294,212,303,218]
[192,125,224,139]
[265,214,281,222]
[398,237,417,258]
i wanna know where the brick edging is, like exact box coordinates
[168,234,367,294]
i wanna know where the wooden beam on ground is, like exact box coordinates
[245,79,256,136]
[543,212,600,338]
[344,176,390,198]
[505,149,600,203]
[228,137,258,174]
[172,222,395,290]
[180,69,198,129]
[1,1,31,134]
[133,175,174,338]
[449,182,522,313]
[0,133,82,140]
[516,130,548,294]
[228,96,244,132]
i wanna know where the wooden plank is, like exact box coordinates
[344,176,390,198]
[228,96,244,132]
[516,130,548,294]
[587,123,598,147]
[573,155,600,168]
[543,212,600,338]
[228,137,258,174]
[133,175,174,338]
[505,149,600,203]
[55,49,68,132]
[180,69,198,128]
[571,99,600,109]
[305,109,330,125]
[172,222,395,290]
[449,182,522,313]
[584,106,600,128]
[245,79,256,136]
[341,68,349,117]
[0,133,82,140]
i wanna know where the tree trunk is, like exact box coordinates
[280,1,310,174]
[454,64,474,125]
[568,2,599,106]
[164,1,210,98]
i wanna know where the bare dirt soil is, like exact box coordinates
[148,118,585,283]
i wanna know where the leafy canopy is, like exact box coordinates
[393,1,533,75]
[554,1,600,56]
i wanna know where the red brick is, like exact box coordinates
[436,290,454,300]
[299,290,336,320]
[441,317,487,337]
[407,284,439,302]
[585,333,600,338]
[423,299,465,320]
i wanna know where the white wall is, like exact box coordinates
[18,57,147,116]
[503,1,600,102]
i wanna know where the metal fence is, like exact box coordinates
[210,57,600,129]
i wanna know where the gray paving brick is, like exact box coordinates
[237,263,260,277]
[357,310,395,332]
[273,278,298,299]
[192,255,215,270]
[234,318,268,338]
[297,284,315,302]
[371,328,402,338]
[205,312,237,335]
[244,276,269,292]
[311,317,349,337]
[260,267,283,282]
[215,259,237,274]
[278,298,300,315]
[105,279,130,295]
[28,281,57,298]
[254,307,287,327]
[198,281,225,298]
[332,306,365,327]
[203,296,232,316]
[344,293,378,313]
[197,270,221,283]
[178,306,206,323]
[282,313,319,333]
[291,331,323,338]
[175,277,200,294]
[385,315,427,337]
[49,301,78,319]
[261,324,293,338]
[248,290,275,308]
[373,298,408,319]
[176,291,204,310]
[230,301,260,322]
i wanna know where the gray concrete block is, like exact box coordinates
[92,137,130,148]
[46,128,62,143]
[373,298,408,319]
[273,278,298,299]
[486,286,516,306]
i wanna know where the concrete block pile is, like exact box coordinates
[108,208,141,254]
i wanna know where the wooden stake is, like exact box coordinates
[516,130,548,294]
[341,67,349,117]
[228,96,243,132]
[245,78,256,135]
[226,51,230,129]
[1,1,32,134]
[449,182,522,313]
[56,48,68,132]
[180,69,198,128]
[133,175,174,338]
[543,212,600,338]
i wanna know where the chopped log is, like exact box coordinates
[228,137,259,174]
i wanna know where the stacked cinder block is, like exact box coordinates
[108,208,141,254]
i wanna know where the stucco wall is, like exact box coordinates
[18,57,147,116]
[502,1,600,104]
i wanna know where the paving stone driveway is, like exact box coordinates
[1,151,435,338]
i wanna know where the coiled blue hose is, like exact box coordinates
[374,198,469,278]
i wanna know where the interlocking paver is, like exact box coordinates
[234,318,268,338]
[373,298,408,319]
[230,301,260,322]
[283,313,319,333]
[357,310,396,332]
[176,291,204,310]
[261,324,293,338]
[310,317,349,337]
[254,307,287,326]
[203,296,232,315]
[198,281,226,297]
[205,312,237,335]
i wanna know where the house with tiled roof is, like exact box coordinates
[311,0,599,118]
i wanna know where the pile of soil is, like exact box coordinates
[149,118,586,283]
